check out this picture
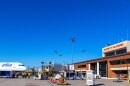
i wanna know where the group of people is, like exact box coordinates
[11,71,31,78]
[12,71,19,78]
[22,72,31,78]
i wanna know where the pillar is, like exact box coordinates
[97,62,99,75]
[88,63,90,70]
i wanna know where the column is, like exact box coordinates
[88,63,90,70]
[97,62,99,75]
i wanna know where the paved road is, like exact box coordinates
[0,78,52,86]
[53,79,130,86]
[0,78,130,86]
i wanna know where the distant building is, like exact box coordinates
[40,62,67,72]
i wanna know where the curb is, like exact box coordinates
[48,81,56,86]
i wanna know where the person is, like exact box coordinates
[22,72,24,78]
[25,72,28,78]
[15,72,19,78]
[28,72,31,78]
[120,73,123,80]
[80,73,83,80]
[12,71,15,78]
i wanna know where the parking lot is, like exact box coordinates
[0,78,130,86]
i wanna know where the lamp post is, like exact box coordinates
[80,49,86,75]
[70,38,75,64]
[68,38,75,79]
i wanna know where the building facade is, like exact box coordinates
[74,40,130,79]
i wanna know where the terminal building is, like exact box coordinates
[74,40,130,79]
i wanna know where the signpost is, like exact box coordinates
[86,70,95,86]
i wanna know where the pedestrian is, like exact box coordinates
[22,72,24,78]
[28,72,31,78]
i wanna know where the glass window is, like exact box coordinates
[99,61,107,77]
[116,48,127,55]
[78,65,86,68]
[90,63,97,74]
[19,65,25,66]
[105,52,115,56]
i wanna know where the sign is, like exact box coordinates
[2,63,12,67]
[103,42,125,52]
[86,70,94,86]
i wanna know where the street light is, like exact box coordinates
[80,49,86,77]
[70,37,75,64]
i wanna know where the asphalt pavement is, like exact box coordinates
[0,78,52,86]
[0,78,130,86]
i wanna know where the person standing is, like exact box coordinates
[28,72,31,78]
[22,72,24,78]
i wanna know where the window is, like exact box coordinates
[19,65,25,66]
[116,49,127,55]
[99,61,107,77]
[90,63,97,74]
[105,52,115,56]
[105,48,127,56]
[78,65,86,68]
[110,59,126,65]
[127,59,130,63]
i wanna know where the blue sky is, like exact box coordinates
[0,0,130,67]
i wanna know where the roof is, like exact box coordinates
[74,52,130,64]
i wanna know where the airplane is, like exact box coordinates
[0,62,26,71]
[0,62,26,77]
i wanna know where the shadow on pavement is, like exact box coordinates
[93,84,105,86]
[57,83,71,85]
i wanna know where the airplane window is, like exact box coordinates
[19,65,25,66]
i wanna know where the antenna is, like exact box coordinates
[121,31,124,41]
[106,40,111,46]
[117,32,120,42]
[108,40,110,45]
[127,29,129,40]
